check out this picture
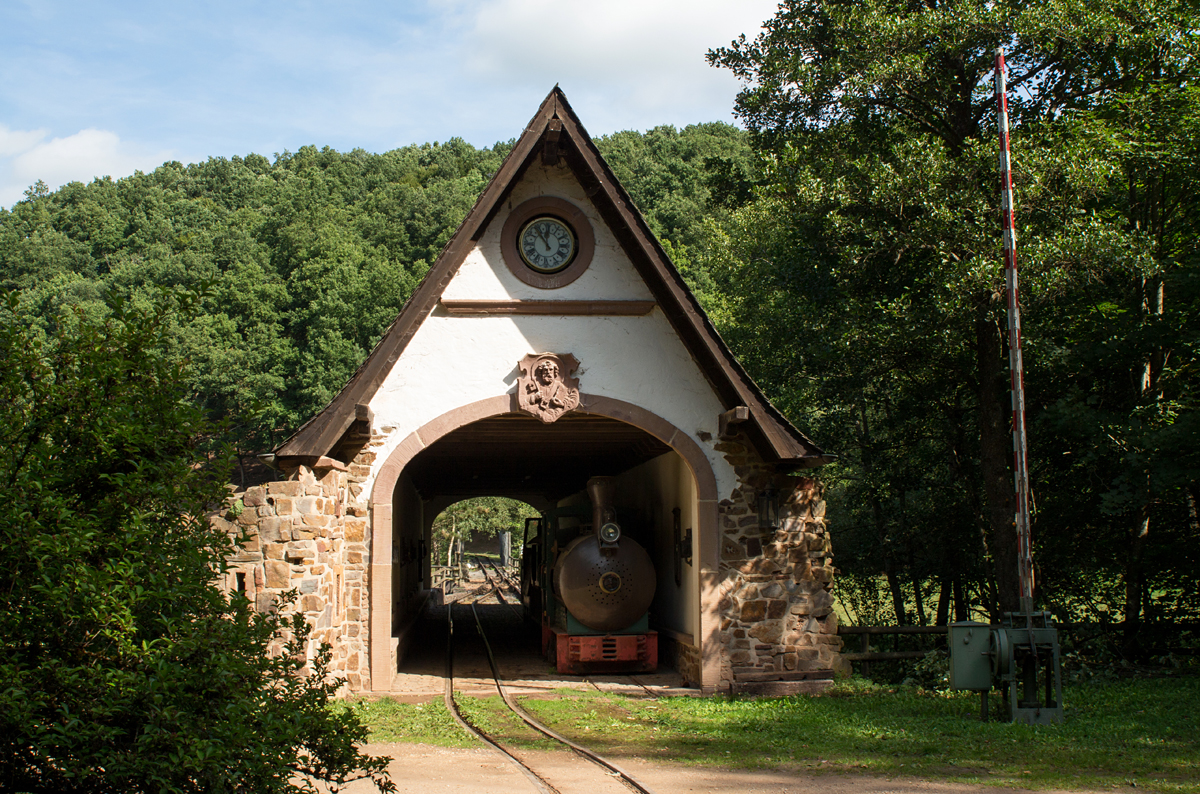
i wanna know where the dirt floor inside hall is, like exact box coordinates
[388,590,697,701]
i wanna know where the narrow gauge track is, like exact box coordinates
[472,555,521,605]
[444,586,657,794]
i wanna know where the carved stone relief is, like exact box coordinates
[517,353,581,423]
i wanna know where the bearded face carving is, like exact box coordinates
[517,353,581,423]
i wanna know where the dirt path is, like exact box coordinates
[343,742,1104,794]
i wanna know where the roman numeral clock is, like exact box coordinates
[520,216,575,272]
[500,196,596,289]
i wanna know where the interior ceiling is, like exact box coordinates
[406,413,673,501]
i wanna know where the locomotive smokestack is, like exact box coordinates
[586,476,615,531]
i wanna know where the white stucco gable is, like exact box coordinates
[274,86,827,478]
[366,159,737,498]
[442,160,654,303]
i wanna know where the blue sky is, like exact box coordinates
[0,0,779,208]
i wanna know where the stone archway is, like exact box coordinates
[367,393,720,691]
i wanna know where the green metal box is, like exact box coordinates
[949,621,992,691]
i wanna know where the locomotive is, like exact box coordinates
[520,477,658,674]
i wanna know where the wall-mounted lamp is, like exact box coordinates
[757,485,780,532]
[673,507,692,586]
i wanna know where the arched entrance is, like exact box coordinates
[367,393,719,691]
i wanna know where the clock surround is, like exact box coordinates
[500,196,595,289]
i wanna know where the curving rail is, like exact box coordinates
[443,581,657,794]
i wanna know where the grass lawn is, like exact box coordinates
[353,676,1199,792]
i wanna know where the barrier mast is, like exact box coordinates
[996,47,1035,614]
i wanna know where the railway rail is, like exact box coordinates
[444,582,657,794]
[472,555,522,605]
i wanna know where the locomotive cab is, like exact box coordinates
[520,477,658,674]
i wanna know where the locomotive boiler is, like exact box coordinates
[520,477,658,674]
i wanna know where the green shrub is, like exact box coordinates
[0,290,393,793]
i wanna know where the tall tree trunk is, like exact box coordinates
[936,576,951,626]
[1125,274,1164,657]
[953,576,968,622]
[947,395,999,619]
[976,290,1020,615]
[859,400,908,625]
[912,570,927,626]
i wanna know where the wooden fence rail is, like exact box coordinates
[836,621,1200,673]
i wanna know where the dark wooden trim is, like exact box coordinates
[718,406,750,439]
[550,94,829,465]
[275,92,559,458]
[439,299,656,316]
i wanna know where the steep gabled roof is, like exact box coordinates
[276,87,830,469]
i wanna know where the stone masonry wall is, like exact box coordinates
[215,452,376,692]
[714,433,848,689]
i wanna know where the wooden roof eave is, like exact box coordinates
[274,94,560,459]
[275,86,831,469]
[550,95,829,467]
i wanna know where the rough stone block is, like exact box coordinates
[243,487,267,507]
[738,558,779,576]
[346,550,363,564]
[811,589,834,617]
[265,543,286,560]
[301,595,323,612]
[749,622,783,644]
[766,599,788,619]
[268,481,303,497]
[739,600,767,622]
[273,497,295,516]
[297,496,322,514]
[264,561,290,589]
[345,519,366,543]
[782,652,798,670]
[821,611,839,634]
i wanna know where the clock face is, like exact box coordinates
[519,216,576,273]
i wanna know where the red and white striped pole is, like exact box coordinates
[996,47,1035,615]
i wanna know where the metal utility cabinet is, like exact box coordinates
[949,614,1063,725]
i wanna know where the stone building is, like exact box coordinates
[219,88,846,695]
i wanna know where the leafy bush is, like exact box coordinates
[0,291,393,793]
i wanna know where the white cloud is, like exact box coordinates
[0,126,174,208]
[460,0,777,126]
[0,125,48,157]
